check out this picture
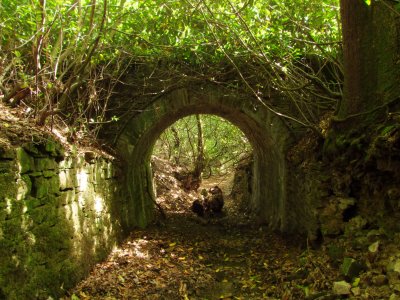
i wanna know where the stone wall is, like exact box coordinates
[0,140,127,299]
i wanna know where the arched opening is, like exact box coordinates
[115,87,293,231]
[151,114,254,218]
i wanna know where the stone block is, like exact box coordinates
[31,177,59,199]
[22,143,41,156]
[0,161,15,174]
[25,196,45,210]
[3,198,25,219]
[16,148,34,174]
[43,170,57,178]
[0,146,15,159]
[345,216,367,235]
[58,189,76,206]
[45,140,64,157]
[29,204,57,225]
[59,156,75,169]
[16,175,31,201]
[34,158,58,172]
[48,176,60,195]
[28,206,48,224]
[29,171,43,177]
[59,169,78,190]
[0,173,17,199]
[320,197,357,236]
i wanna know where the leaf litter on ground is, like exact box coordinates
[65,157,396,299]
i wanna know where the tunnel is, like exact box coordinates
[115,85,295,231]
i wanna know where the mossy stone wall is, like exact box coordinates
[0,140,127,299]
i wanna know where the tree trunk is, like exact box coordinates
[337,0,400,122]
[324,0,400,157]
[338,0,372,119]
[193,114,205,179]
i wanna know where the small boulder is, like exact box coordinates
[333,281,351,295]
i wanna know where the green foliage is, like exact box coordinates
[153,114,252,176]
[0,0,341,135]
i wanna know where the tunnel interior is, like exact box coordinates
[115,87,293,231]
[151,113,253,212]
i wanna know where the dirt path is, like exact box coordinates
[68,161,339,299]
[68,206,338,300]
[66,159,400,300]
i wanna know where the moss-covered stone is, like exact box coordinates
[22,143,40,156]
[58,189,76,206]
[59,155,75,169]
[0,172,17,200]
[31,177,60,199]
[43,170,57,178]
[1,135,128,299]
[25,196,44,211]
[16,175,31,201]
[44,140,64,158]
[16,148,34,174]
[35,157,58,171]
[59,169,78,190]
[0,147,15,159]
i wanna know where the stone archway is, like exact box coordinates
[115,86,294,231]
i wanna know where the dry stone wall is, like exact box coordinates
[0,140,127,299]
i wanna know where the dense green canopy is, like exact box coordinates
[0,0,341,134]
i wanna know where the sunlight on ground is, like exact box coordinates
[112,239,150,259]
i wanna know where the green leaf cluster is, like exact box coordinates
[0,0,341,133]
[153,114,252,176]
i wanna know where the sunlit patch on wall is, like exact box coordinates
[94,195,104,214]
[77,169,89,192]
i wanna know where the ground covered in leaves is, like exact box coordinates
[67,156,400,300]
[67,158,336,300]
[68,212,336,300]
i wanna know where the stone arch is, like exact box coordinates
[115,85,294,231]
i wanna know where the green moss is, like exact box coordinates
[25,196,43,210]
[28,206,49,224]
[45,140,65,158]
[35,158,58,172]
[22,143,40,156]
[43,170,57,178]
[0,173,17,200]
[45,141,57,155]
[0,147,16,159]
[16,148,34,174]
[0,161,15,174]
[1,140,125,299]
